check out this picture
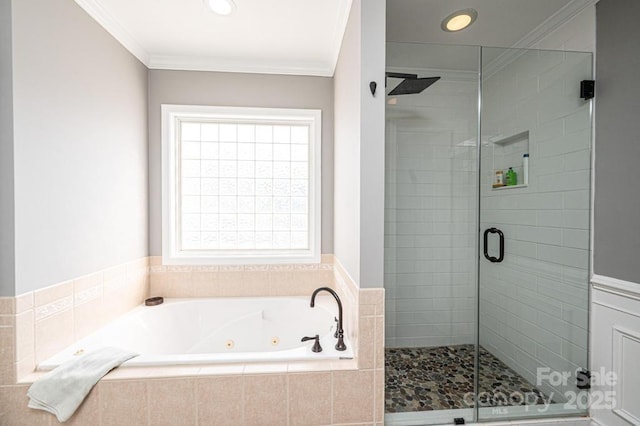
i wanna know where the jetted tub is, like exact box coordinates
[38,296,354,370]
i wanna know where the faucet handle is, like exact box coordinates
[301,335,322,353]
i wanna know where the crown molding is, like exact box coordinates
[148,55,334,77]
[512,0,599,49]
[73,0,150,66]
[328,0,353,76]
[74,0,347,77]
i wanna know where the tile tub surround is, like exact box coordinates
[0,257,150,385]
[148,254,336,298]
[0,256,386,425]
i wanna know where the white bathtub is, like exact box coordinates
[38,296,354,370]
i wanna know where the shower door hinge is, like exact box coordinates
[576,369,591,390]
[580,80,595,100]
[454,418,465,425]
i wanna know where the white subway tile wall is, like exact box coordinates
[385,64,479,348]
[479,47,592,399]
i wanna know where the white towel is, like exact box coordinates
[27,347,138,423]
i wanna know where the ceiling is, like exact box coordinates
[387,0,584,47]
[74,0,352,76]
[75,0,594,77]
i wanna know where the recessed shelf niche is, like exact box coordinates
[489,130,529,190]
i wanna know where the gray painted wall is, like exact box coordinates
[358,0,385,288]
[333,0,361,284]
[0,0,14,297]
[333,0,386,288]
[148,70,334,255]
[594,0,640,283]
[11,0,149,295]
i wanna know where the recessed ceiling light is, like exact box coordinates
[441,9,477,32]
[204,0,237,16]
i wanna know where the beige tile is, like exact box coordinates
[332,370,374,424]
[34,310,73,364]
[0,364,16,385]
[374,316,384,370]
[15,355,36,381]
[148,379,196,426]
[34,281,73,308]
[288,372,332,426]
[15,310,34,362]
[359,304,375,317]
[267,271,295,295]
[0,297,15,315]
[0,326,17,384]
[63,385,99,426]
[196,376,243,426]
[150,272,192,298]
[0,325,15,364]
[101,287,135,323]
[0,385,50,425]
[0,315,14,327]
[148,272,165,295]
[15,293,33,315]
[244,374,287,426]
[242,271,271,294]
[73,298,104,341]
[359,289,383,306]
[374,369,385,423]
[290,271,323,292]
[357,316,375,370]
[190,272,220,297]
[217,271,247,296]
[320,254,335,264]
[99,380,147,426]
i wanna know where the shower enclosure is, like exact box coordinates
[384,43,592,425]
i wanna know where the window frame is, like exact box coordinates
[161,104,322,265]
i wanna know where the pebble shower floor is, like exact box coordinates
[385,345,552,412]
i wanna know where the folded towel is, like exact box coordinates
[28,347,138,423]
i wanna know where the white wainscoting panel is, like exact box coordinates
[591,274,640,426]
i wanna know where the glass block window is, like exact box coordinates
[162,105,321,264]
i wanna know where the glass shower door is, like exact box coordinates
[384,42,480,426]
[477,47,593,420]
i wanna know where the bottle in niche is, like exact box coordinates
[493,170,505,187]
[505,167,517,186]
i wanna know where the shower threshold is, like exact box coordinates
[384,406,588,426]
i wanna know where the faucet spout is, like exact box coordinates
[310,287,347,351]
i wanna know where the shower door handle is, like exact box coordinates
[483,228,504,263]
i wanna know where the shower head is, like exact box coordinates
[388,76,441,96]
